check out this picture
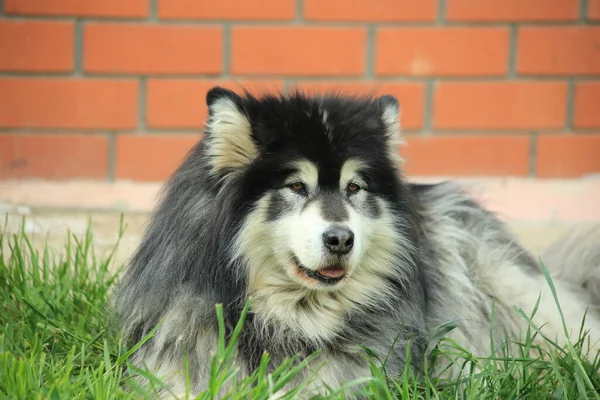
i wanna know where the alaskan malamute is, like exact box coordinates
[113,87,600,398]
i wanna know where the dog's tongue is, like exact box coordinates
[318,267,346,278]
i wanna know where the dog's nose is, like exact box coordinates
[323,227,354,255]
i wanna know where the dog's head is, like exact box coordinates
[204,87,412,295]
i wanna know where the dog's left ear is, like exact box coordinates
[204,86,258,178]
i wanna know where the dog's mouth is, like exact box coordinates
[291,256,347,285]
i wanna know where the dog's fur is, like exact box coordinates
[112,87,600,398]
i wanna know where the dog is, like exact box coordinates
[112,87,600,398]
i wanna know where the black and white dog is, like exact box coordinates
[113,87,600,398]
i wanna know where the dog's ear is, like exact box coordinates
[376,94,403,163]
[377,95,401,139]
[204,86,258,178]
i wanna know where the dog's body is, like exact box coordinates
[113,88,600,397]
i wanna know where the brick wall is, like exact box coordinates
[1,0,600,182]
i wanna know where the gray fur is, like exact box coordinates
[542,225,600,306]
[318,191,349,222]
[111,89,600,399]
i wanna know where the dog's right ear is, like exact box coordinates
[377,94,401,139]
[377,94,404,165]
[204,86,258,178]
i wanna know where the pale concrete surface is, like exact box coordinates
[1,177,599,222]
[1,207,146,274]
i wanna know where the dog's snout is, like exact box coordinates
[323,226,354,255]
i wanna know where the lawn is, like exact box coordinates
[1,216,600,399]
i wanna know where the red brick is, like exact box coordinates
[574,83,600,129]
[304,0,436,22]
[376,28,509,77]
[434,82,567,130]
[537,134,600,178]
[0,134,109,179]
[4,0,148,18]
[589,0,600,20]
[116,134,202,181]
[291,82,425,129]
[147,80,283,129]
[159,0,295,20]
[402,135,530,176]
[0,78,137,129]
[518,27,600,75]
[231,27,366,76]
[84,23,222,74]
[446,0,579,22]
[0,21,73,72]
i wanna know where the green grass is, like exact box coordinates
[1,216,600,399]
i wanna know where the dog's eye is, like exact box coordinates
[347,183,361,193]
[288,182,306,193]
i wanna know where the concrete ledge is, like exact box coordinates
[1,177,600,223]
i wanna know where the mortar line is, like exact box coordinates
[222,23,231,78]
[73,19,83,76]
[0,128,135,134]
[0,14,597,26]
[528,132,538,178]
[138,77,147,132]
[580,0,589,22]
[507,24,518,78]
[107,133,117,182]
[437,0,447,25]
[3,71,600,82]
[149,0,158,21]
[0,127,582,135]
[423,80,436,132]
[365,24,376,79]
[565,80,576,131]
[296,0,304,23]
